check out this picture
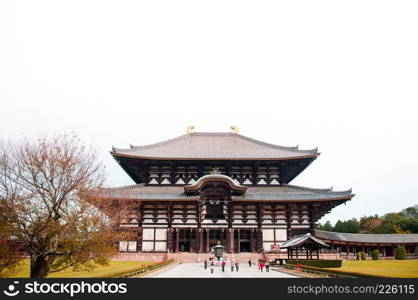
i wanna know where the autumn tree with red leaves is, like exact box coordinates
[0,135,132,278]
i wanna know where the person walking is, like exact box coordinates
[204,259,207,270]
[235,261,239,272]
[265,260,270,272]
[248,259,252,268]
[221,260,226,272]
[230,259,234,272]
[260,261,264,272]
[210,261,214,274]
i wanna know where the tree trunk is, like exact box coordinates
[30,254,54,278]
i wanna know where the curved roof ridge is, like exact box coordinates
[284,184,352,194]
[234,133,318,154]
[101,183,145,191]
[128,134,190,151]
[112,132,318,154]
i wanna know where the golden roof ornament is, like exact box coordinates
[230,126,239,134]
[187,125,195,134]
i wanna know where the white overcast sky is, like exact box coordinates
[1,1,417,224]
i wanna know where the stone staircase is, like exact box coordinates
[167,252,263,263]
[113,252,167,262]
[224,252,263,263]
[114,252,264,263]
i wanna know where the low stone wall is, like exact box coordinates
[113,252,167,262]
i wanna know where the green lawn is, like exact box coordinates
[326,260,418,278]
[8,259,155,278]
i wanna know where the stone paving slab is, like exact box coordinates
[150,263,299,278]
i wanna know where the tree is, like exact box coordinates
[0,218,23,277]
[357,251,366,261]
[400,218,418,233]
[359,215,380,232]
[316,221,333,231]
[333,218,360,233]
[374,213,406,234]
[404,207,418,219]
[360,218,383,233]
[0,135,132,278]
[395,245,406,260]
[371,249,380,260]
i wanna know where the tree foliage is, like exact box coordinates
[395,246,406,260]
[0,134,133,278]
[0,217,23,277]
[316,206,418,234]
[371,249,380,260]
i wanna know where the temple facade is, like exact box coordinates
[100,129,354,254]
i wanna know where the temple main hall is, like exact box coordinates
[100,127,355,255]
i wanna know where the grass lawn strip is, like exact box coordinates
[325,260,418,278]
[9,259,156,278]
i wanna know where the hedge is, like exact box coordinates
[395,246,406,260]
[287,259,342,268]
[284,264,393,278]
[371,250,380,260]
[117,259,175,278]
[357,251,367,261]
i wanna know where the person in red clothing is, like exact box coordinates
[221,260,226,272]
[259,261,265,272]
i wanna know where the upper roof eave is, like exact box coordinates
[110,151,320,161]
[110,132,320,161]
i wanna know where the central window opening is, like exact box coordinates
[205,201,225,220]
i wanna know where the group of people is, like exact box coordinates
[203,257,240,274]
[203,257,270,274]
[252,259,269,272]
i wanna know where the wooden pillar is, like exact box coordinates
[167,203,173,253]
[198,228,203,253]
[256,228,263,252]
[346,244,350,258]
[197,202,202,253]
[256,203,263,252]
[137,228,143,252]
[205,228,209,253]
[286,203,292,238]
[228,228,234,253]
[237,228,240,253]
[175,228,179,252]
[251,228,256,252]
[189,228,194,253]
[138,203,143,252]
[167,228,173,253]
[316,249,319,260]
[296,248,298,259]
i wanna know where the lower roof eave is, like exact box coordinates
[96,196,352,203]
[231,196,353,203]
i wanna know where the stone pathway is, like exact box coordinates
[149,262,298,278]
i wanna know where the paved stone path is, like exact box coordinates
[150,262,298,278]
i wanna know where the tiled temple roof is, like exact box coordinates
[111,132,319,160]
[281,233,329,248]
[95,184,353,202]
[314,230,418,244]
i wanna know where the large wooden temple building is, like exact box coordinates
[99,127,355,254]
